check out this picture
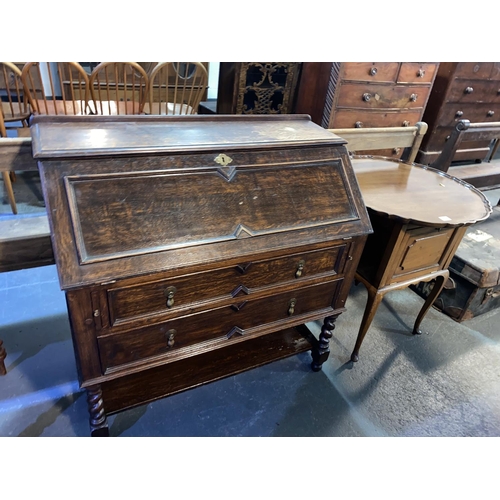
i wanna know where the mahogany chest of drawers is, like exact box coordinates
[295,62,439,158]
[417,62,500,164]
[31,114,371,436]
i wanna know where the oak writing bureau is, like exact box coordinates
[30,114,372,436]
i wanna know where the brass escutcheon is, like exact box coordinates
[215,153,233,166]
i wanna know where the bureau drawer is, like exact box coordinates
[98,279,341,370]
[330,109,422,128]
[447,80,500,103]
[454,62,495,80]
[439,103,500,125]
[397,63,438,84]
[106,244,347,325]
[337,83,430,109]
[342,62,400,83]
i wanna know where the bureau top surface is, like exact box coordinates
[30,114,344,158]
[352,156,492,227]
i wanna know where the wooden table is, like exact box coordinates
[350,156,492,362]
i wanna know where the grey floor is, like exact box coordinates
[1,172,500,437]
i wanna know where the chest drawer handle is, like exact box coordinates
[369,67,378,76]
[164,286,177,308]
[362,93,371,102]
[456,110,464,117]
[295,260,305,278]
[288,298,297,316]
[166,329,176,348]
[402,121,410,127]
[487,110,495,117]
[417,69,425,78]
[393,147,401,155]
[464,87,474,94]
[409,93,418,102]
[355,121,363,128]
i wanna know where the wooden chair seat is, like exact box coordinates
[88,100,144,115]
[143,101,195,115]
[32,99,87,116]
[1,102,31,124]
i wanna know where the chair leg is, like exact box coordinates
[413,272,449,335]
[351,287,385,362]
[2,171,17,214]
[0,339,6,376]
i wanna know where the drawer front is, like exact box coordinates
[337,83,430,109]
[454,62,495,80]
[342,62,399,83]
[393,227,453,279]
[331,108,422,128]
[397,63,438,84]
[107,244,347,325]
[98,279,341,370]
[439,102,500,125]
[447,79,500,103]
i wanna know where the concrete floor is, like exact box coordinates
[1,172,500,437]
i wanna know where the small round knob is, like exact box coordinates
[393,147,401,155]
[355,121,363,128]
[487,110,495,117]
[409,93,418,102]
[464,87,474,94]
[369,67,378,76]
[417,69,425,77]
[456,110,464,117]
[362,93,371,102]
[446,135,450,141]
[402,120,410,127]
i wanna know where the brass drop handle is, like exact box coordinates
[295,260,305,278]
[487,110,495,117]
[417,69,425,77]
[402,120,410,127]
[362,93,371,102]
[369,67,378,76]
[355,121,363,128]
[409,93,418,102]
[166,329,176,348]
[164,286,177,308]
[456,110,464,117]
[288,298,297,316]
[464,86,474,94]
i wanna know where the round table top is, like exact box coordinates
[352,156,492,227]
